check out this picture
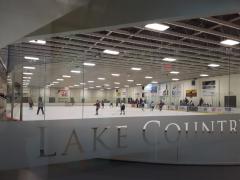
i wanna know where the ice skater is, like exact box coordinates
[141,100,145,111]
[120,103,125,115]
[95,100,100,115]
[150,101,155,111]
[29,97,34,110]
[101,100,104,109]
[159,100,165,111]
[109,102,113,108]
[37,97,44,115]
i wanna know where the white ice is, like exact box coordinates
[20,105,204,121]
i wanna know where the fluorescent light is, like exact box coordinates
[98,77,105,80]
[74,84,79,87]
[50,83,54,86]
[115,87,119,89]
[172,78,179,81]
[23,72,33,75]
[57,79,64,81]
[145,23,169,31]
[170,71,179,74]
[111,73,120,77]
[89,87,94,89]
[23,66,35,70]
[124,85,129,88]
[106,88,111,90]
[80,83,86,85]
[114,82,120,85]
[83,62,95,66]
[29,40,46,45]
[127,80,134,82]
[96,86,101,88]
[52,81,59,84]
[62,75,71,78]
[23,77,31,79]
[151,81,158,84]
[220,39,239,46]
[88,81,95,83]
[104,84,110,86]
[208,64,220,67]
[145,76,152,79]
[131,67,142,71]
[162,57,176,62]
[69,86,74,88]
[103,49,119,55]
[71,70,81,74]
[24,56,39,61]
[200,74,209,77]
[136,84,142,86]
[23,80,30,82]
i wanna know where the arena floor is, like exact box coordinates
[19,105,205,121]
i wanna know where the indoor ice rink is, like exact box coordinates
[1,12,240,122]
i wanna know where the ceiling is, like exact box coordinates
[6,13,240,89]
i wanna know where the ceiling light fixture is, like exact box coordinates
[220,39,239,46]
[145,23,170,31]
[111,73,120,77]
[74,85,79,87]
[23,66,36,70]
[98,77,105,80]
[103,49,120,55]
[114,82,120,85]
[88,81,95,83]
[145,76,153,79]
[96,86,101,88]
[80,83,86,85]
[71,70,81,74]
[62,75,71,78]
[151,81,158,84]
[23,72,33,75]
[172,78,179,81]
[131,67,142,71]
[57,79,64,81]
[127,80,134,82]
[104,84,110,86]
[24,56,39,61]
[200,74,209,77]
[23,77,31,79]
[83,62,95,66]
[208,64,220,67]
[162,57,176,62]
[170,71,179,74]
[29,40,46,45]
[136,84,142,86]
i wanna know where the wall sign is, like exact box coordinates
[186,89,197,97]
[202,80,216,96]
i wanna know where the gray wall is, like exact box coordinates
[1,114,240,170]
